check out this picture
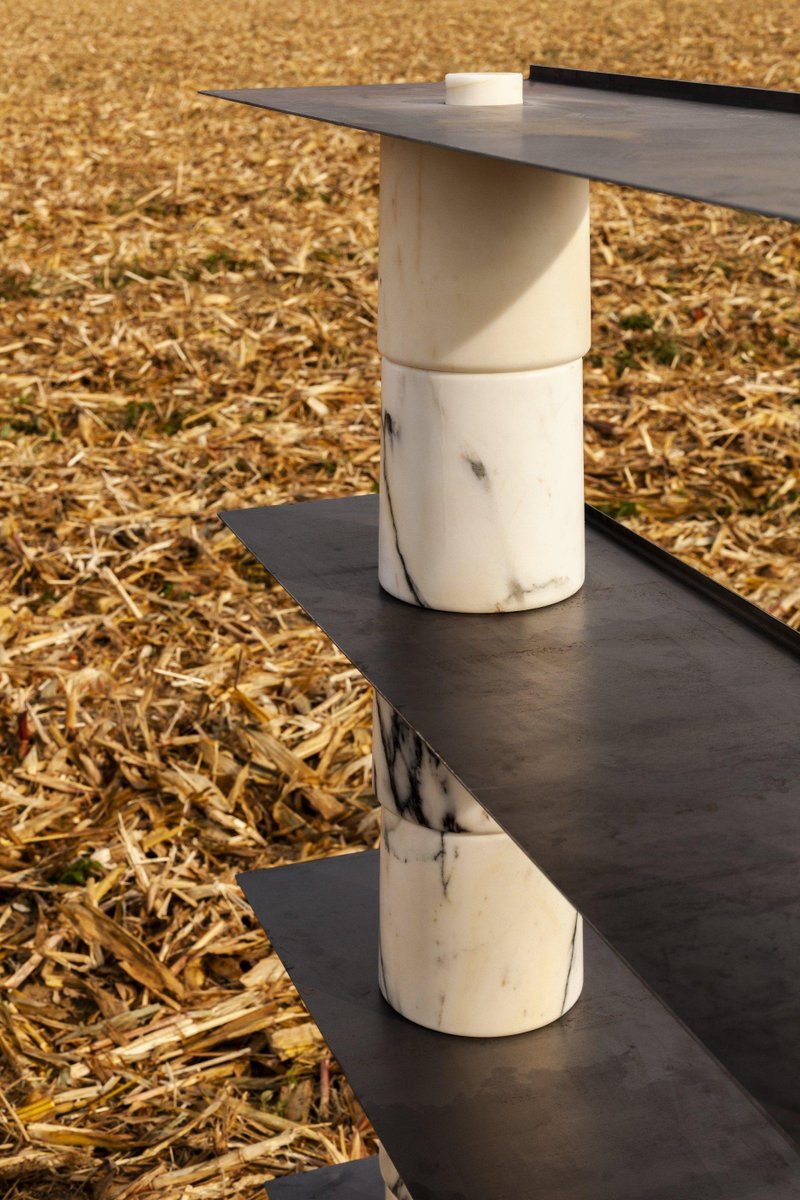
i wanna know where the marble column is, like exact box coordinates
[374,694,583,1038]
[379,358,584,612]
[377,126,590,375]
[373,71,589,1199]
[373,89,588,1200]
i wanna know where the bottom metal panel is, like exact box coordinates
[240,852,799,1200]
[267,1157,381,1200]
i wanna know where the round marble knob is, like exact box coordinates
[444,71,523,106]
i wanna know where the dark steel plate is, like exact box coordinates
[266,1157,381,1200]
[222,495,800,1140]
[203,68,800,222]
[241,852,800,1200]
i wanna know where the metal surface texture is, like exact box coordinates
[241,852,800,1200]
[266,1157,381,1200]
[203,68,800,222]
[222,495,800,1140]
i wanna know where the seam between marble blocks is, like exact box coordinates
[379,351,587,375]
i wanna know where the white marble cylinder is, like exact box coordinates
[444,71,524,106]
[378,136,590,373]
[379,1145,414,1200]
[378,357,585,612]
[379,809,583,1037]
[374,697,583,1038]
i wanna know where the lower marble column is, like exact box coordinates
[374,695,583,1038]
[378,356,585,613]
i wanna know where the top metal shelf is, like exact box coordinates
[204,65,800,222]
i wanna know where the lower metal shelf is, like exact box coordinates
[267,1157,381,1200]
[223,494,800,1140]
[240,852,798,1200]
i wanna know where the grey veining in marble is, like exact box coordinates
[373,693,500,834]
[378,358,585,612]
[379,1146,414,1200]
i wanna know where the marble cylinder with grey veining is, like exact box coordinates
[373,693,501,834]
[374,697,583,1037]
[378,136,590,373]
[377,86,590,615]
[378,357,585,613]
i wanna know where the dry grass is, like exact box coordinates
[0,0,798,1195]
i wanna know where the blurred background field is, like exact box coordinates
[0,1,798,1195]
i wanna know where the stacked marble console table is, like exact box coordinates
[207,68,800,1198]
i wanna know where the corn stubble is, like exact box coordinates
[0,0,798,1195]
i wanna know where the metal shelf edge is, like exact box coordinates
[583,504,800,657]
[528,64,800,114]
[266,1157,381,1200]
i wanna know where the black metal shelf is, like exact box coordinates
[241,852,799,1200]
[223,494,800,1142]
[204,69,800,223]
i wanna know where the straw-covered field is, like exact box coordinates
[0,0,798,1195]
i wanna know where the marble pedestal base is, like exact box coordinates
[374,696,583,1038]
[378,357,585,613]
